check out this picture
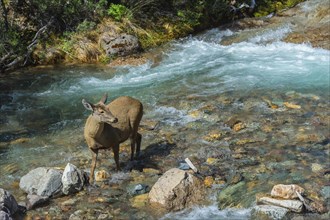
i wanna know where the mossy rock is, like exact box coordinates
[217,181,255,209]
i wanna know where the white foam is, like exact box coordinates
[161,204,251,220]
[152,106,197,126]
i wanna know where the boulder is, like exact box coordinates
[148,168,205,211]
[19,167,63,197]
[99,33,140,57]
[0,211,11,220]
[271,184,305,199]
[258,197,304,213]
[251,205,289,220]
[0,188,18,217]
[62,163,86,195]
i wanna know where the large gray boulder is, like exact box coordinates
[19,167,63,197]
[61,163,86,195]
[0,188,18,218]
[148,168,205,211]
[100,33,140,57]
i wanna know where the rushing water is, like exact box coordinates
[0,25,329,219]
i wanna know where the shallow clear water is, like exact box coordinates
[0,25,329,219]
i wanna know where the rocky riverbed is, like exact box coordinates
[0,0,329,219]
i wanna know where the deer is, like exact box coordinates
[82,94,143,184]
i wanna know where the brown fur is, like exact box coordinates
[82,95,143,184]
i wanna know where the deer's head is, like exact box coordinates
[82,93,118,124]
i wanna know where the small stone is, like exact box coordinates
[61,198,77,206]
[178,163,190,170]
[271,184,305,199]
[128,184,149,196]
[206,158,218,165]
[284,102,301,109]
[204,176,214,188]
[311,163,323,172]
[95,170,109,182]
[203,131,222,142]
[233,122,246,132]
[189,110,200,118]
[142,168,161,175]
[236,139,255,145]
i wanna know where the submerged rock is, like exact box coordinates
[148,168,205,211]
[19,167,63,197]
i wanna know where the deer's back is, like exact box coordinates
[106,96,143,141]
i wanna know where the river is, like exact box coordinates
[0,22,329,219]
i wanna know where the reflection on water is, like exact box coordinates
[0,27,329,219]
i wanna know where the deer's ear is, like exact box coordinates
[99,93,108,104]
[82,99,94,111]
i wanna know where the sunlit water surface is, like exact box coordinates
[0,25,329,219]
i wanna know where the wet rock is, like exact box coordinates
[204,176,214,188]
[218,181,249,209]
[311,163,323,173]
[0,188,18,217]
[142,168,161,175]
[233,122,246,132]
[178,162,190,170]
[251,205,289,220]
[26,194,48,210]
[62,163,86,195]
[320,186,330,200]
[69,210,86,220]
[271,184,305,200]
[284,102,301,109]
[203,131,222,142]
[108,172,131,185]
[130,193,149,209]
[19,167,63,197]
[98,213,112,220]
[206,158,219,165]
[148,168,205,211]
[128,184,149,196]
[0,210,11,220]
[100,33,140,57]
[258,197,303,213]
[61,198,77,207]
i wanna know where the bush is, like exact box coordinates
[108,4,132,21]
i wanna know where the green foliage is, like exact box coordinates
[254,0,305,17]
[76,20,97,33]
[108,4,132,21]
[177,10,202,28]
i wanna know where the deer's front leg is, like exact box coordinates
[90,148,98,184]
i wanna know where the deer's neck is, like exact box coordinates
[88,114,105,137]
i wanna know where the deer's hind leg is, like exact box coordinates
[113,144,121,171]
[129,134,136,161]
[136,132,142,157]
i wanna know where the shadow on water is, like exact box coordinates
[126,141,176,172]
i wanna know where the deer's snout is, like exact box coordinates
[111,117,118,123]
